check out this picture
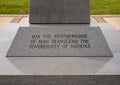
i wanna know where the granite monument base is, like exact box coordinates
[0,76,120,85]
[6,25,113,57]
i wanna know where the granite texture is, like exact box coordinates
[0,76,120,85]
[29,0,90,23]
[1,22,120,75]
[6,25,113,57]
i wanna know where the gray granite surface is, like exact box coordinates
[0,20,120,75]
[99,23,120,53]
[0,76,120,85]
[29,0,90,23]
[6,25,112,57]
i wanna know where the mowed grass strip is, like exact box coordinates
[0,0,29,14]
[0,0,120,14]
[90,0,120,14]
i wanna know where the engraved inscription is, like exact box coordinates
[29,34,91,50]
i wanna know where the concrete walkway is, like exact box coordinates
[0,15,120,31]
[0,15,27,29]
[92,15,120,31]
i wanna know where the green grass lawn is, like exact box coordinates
[0,0,29,14]
[0,0,120,14]
[90,0,120,14]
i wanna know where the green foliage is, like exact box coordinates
[0,0,120,14]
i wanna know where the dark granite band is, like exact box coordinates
[0,75,120,85]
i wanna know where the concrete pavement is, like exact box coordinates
[92,15,120,31]
[0,15,27,29]
[0,15,120,31]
